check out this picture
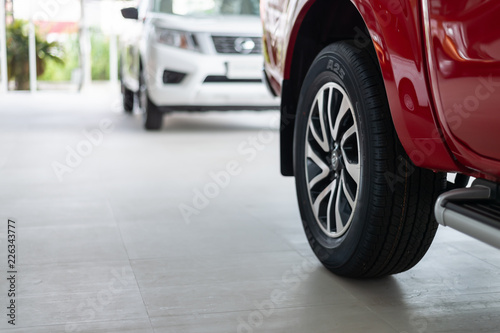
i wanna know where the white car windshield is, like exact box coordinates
[152,0,260,16]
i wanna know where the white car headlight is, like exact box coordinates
[154,27,199,52]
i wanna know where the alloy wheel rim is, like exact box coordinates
[305,82,361,238]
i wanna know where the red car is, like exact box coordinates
[261,0,500,278]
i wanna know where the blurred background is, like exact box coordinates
[0,1,498,332]
[0,0,131,92]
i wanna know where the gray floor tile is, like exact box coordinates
[18,224,129,265]
[118,217,295,260]
[1,319,153,333]
[139,262,358,317]
[0,89,499,333]
[17,261,138,296]
[151,304,399,333]
[1,290,149,329]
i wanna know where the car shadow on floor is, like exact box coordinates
[283,264,418,331]
[127,110,280,133]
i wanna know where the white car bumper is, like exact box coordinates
[145,44,279,110]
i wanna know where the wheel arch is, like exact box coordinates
[280,0,462,176]
[280,0,368,176]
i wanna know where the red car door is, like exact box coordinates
[424,0,500,174]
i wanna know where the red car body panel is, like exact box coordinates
[424,0,500,180]
[262,0,500,181]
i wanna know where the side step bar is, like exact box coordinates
[435,179,500,249]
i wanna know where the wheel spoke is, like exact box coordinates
[326,178,338,233]
[326,87,334,141]
[341,171,355,208]
[335,177,344,233]
[344,159,360,186]
[341,123,356,145]
[341,124,360,185]
[331,93,350,141]
[307,143,330,189]
[309,91,329,152]
[312,179,336,218]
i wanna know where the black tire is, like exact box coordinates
[122,83,134,113]
[294,41,446,278]
[139,70,163,130]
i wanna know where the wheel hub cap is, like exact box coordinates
[304,82,361,238]
[330,149,342,172]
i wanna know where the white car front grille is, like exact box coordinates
[211,36,262,55]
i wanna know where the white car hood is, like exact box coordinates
[149,14,263,36]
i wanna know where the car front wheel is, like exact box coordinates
[294,41,446,278]
[139,69,163,130]
[121,83,134,113]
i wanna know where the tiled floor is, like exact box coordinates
[0,86,499,332]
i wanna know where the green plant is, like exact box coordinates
[6,20,64,90]
[39,35,79,82]
[91,31,110,81]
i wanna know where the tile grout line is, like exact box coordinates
[105,197,156,332]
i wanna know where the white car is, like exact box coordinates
[119,0,279,130]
